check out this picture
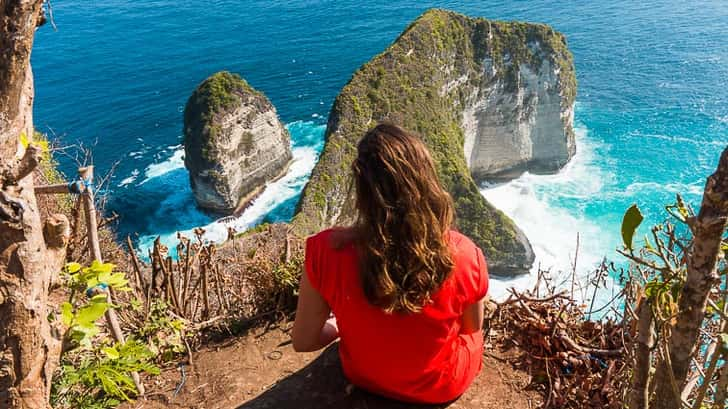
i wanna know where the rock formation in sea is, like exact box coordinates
[184,71,292,214]
[293,9,576,276]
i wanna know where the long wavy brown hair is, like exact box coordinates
[350,123,455,314]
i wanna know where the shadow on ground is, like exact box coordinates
[236,344,450,409]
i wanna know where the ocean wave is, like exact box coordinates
[117,169,139,187]
[481,127,620,304]
[621,180,704,197]
[136,121,325,257]
[626,131,727,147]
[140,144,184,184]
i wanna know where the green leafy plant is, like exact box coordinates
[619,195,728,408]
[64,260,132,294]
[137,300,187,361]
[61,294,109,348]
[51,339,159,408]
[19,130,50,156]
[52,262,158,409]
[60,261,131,349]
[273,257,303,292]
[619,200,688,323]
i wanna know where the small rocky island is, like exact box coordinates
[184,71,292,214]
[294,9,576,276]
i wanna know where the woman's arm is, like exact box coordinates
[291,270,339,352]
[460,296,485,334]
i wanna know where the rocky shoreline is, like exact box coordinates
[179,10,576,277]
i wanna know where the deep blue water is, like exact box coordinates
[32,1,727,296]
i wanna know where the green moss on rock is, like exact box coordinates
[184,71,264,164]
[293,9,575,275]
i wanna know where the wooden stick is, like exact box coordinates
[166,256,182,314]
[629,298,655,409]
[34,183,70,194]
[555,330,623,358]
[125,236,146,293]
[213,264,227,315]
[181,238,192,310]
[498,290,569,306]
[201,255,210,319]
[79,166,144,396]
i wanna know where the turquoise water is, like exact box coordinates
[31,1,727,296]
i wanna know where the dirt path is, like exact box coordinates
[126,325,540,409]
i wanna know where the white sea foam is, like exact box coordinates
[136,122,324,256]
[118,169,139,187]
[481,128,621,304]
[627,131,727,148]
[140,145,184,184]
[621,181,704,197]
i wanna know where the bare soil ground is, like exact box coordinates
[123,324,541,409]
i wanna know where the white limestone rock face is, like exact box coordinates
[462,46,576,181]
[184,72,292,214]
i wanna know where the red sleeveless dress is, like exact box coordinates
[304,229,489,404]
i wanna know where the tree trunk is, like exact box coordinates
[653,145,728,409]
[713,359,728,409]
[629,298,655,409]
[0,2,66,409]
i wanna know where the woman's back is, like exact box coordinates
[305,228,489,404]
[292,123,489,404]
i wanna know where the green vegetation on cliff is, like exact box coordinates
[184,71,262,163]
[294,9,576,274]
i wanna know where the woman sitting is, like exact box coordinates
[292,123,489,404]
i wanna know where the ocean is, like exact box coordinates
[32,1,727,300]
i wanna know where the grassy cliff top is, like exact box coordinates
[183,71,268,164]
[293,9,576,274]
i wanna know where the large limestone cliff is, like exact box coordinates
[462,23,576,180]
[184,72,292,214]
[293,9,576,276]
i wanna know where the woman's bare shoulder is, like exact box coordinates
[310,226,357,251]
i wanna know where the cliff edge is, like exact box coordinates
[293,9,576,276]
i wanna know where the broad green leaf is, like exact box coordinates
[621,204,644,251]
[101,346,120,360]
[97,270,112,284]
[61,302,73,326]
[75,322,99,334]
[75,301,108,326]
[86,277,99,289]
[64,262,82,274]
[106,273,128,287]
[89,260,114,274]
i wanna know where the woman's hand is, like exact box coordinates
[320,316,339,345]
